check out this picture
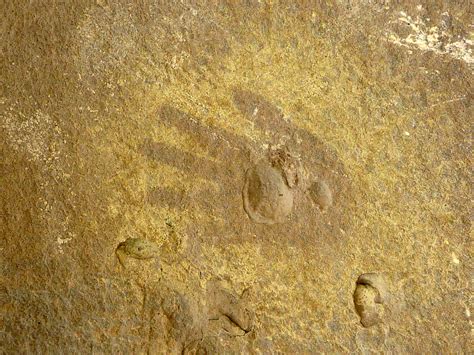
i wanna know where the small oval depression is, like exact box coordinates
[242,162,294,224]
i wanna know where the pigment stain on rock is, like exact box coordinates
[2,1,471,353]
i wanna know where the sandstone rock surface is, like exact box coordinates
[1,1,472,353]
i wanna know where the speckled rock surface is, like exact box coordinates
[1,1,472,353]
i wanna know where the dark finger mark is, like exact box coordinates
[157,105,252,163]
[141,139,224,182]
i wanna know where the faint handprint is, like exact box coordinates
[141,89,352,252]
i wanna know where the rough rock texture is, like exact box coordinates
[1,1,472,353]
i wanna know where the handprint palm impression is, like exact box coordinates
[142,89,351,252]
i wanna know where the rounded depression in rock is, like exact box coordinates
[353,273,388,327]
[243,162,294,224]
[309,180,333,210]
